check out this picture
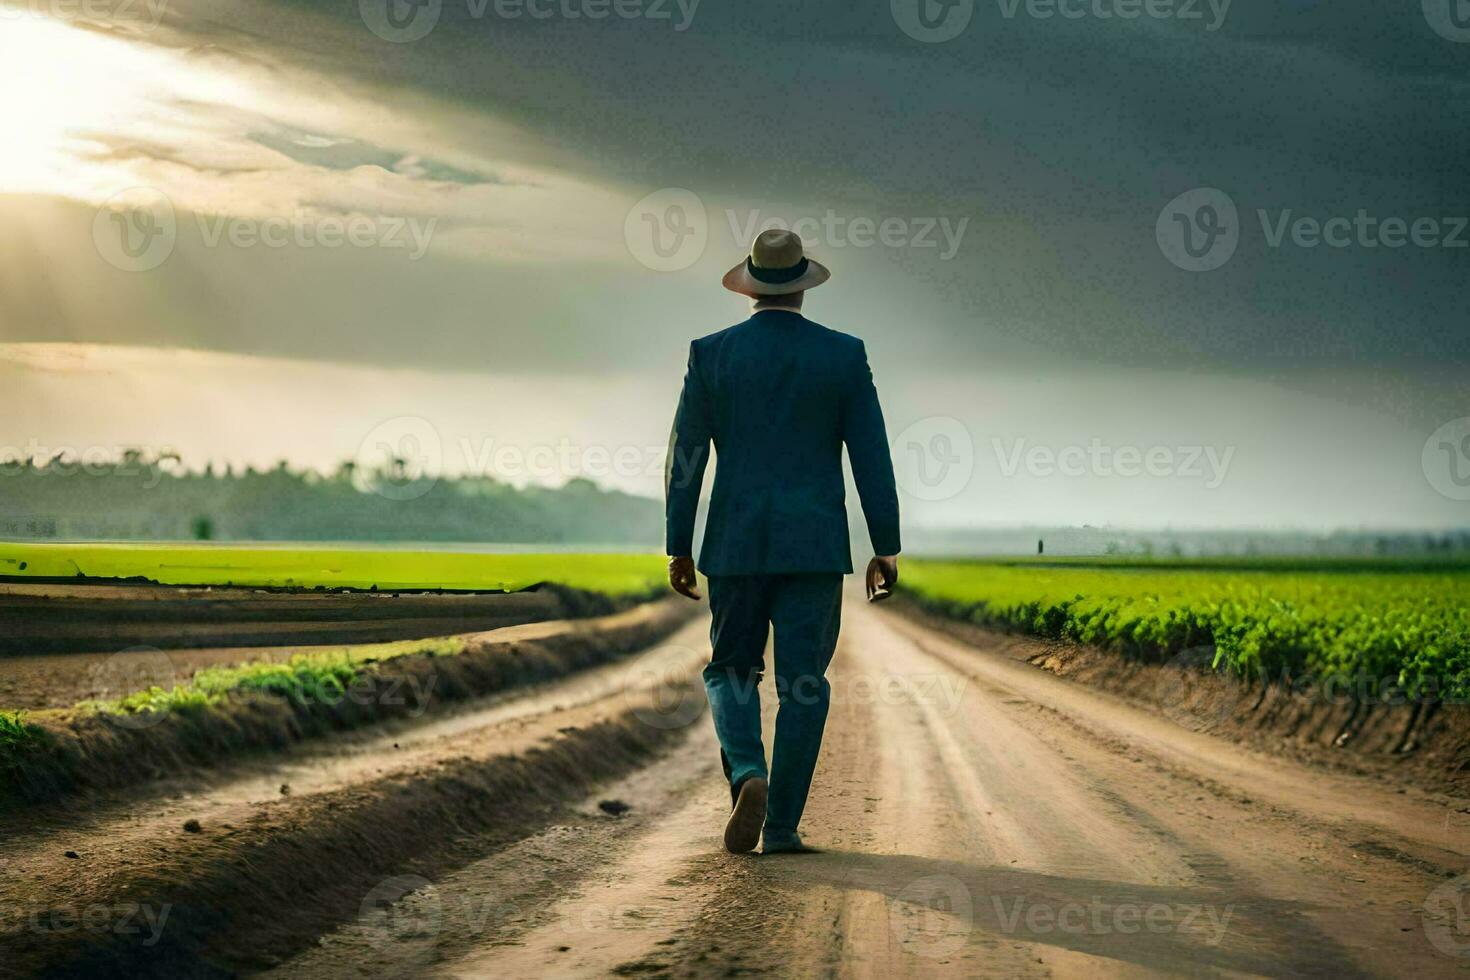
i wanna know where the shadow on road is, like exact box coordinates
[750,848,1361,976]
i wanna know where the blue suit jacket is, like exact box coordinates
[665,310,901,575]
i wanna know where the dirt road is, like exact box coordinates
[269,587,1470,978]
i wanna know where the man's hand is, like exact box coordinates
[668,555,702,601]
[866,554,899,602]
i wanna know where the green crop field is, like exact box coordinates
[901,558,1470,697]
[0,541,667,597]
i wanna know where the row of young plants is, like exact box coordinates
[900,559,1470,699]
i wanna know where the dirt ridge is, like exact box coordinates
[5,703,701,978]
[2,598,694,808]
[888,595,1470,797]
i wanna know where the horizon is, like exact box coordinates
[2,2,1468,538]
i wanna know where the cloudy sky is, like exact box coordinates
[0,0,1466,533]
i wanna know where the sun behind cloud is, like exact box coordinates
[0,8,628,263]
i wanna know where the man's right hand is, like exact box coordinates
[866,555,899,602]
[668,555,701,601]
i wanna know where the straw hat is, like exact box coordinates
[721,228,831,297]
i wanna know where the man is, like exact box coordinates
[665,228,901,855]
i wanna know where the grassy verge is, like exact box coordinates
[901,558,1470,697]
[0,710,44,753]
[82,635,467,723]
[0,600,691,807]
[0,541,667,594]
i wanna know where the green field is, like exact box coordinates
[901,558,1470,697]
[0,542,667,596]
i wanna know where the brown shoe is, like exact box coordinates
[723,777,767,854]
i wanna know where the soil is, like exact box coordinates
[3,598,695,805]
[890,595,1470,800]
[0,581,625,709]
[7,588,1470,977]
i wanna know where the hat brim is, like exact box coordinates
[721,257,831,297]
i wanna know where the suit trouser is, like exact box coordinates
[704,573,843,840]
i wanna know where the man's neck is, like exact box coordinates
[752,302,802,315]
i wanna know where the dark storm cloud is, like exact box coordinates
[145,0,1467,375]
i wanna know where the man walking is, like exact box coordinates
[665,229,901,855]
